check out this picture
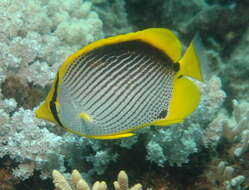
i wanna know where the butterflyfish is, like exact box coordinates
[35,28,204,140]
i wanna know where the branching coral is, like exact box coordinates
[205,99,249,158]
[52,170,142,190]
[0,0,103,87]
[194,98,249,189]
[223,100,249,157]
[0,105,66,180]
[216,161,245,190]
[199,160,246,190]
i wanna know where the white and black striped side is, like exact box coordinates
[58,40,179,136]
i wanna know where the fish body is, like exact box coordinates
[35,28,204,139]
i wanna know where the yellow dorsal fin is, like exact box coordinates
[136,28,182,62]
[177,34,204,81]
[79,112,93,122]
[58,28,182,81]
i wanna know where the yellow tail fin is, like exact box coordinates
[178,34,204,81]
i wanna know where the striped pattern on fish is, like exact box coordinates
[59,41,177,136]
[35,28,204,139]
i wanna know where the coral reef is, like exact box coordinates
[0,0,103,88]
[0,0,228,180]
[195,159,246,190]
[0,105,66,180]
[190,99,249,189]
[204,99,249,158]
[224,100,249,157]
[215,161,245,190]
[52,170,142,190]
[1,0,249,189]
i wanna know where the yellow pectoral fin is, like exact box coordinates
[155,77,201,126]
[79,112,93,122]
[35,102,57,123]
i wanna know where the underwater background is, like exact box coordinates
[0,0,249,189]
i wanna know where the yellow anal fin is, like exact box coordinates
[79,112,93,122]
[35,102,57,123]
[178,34,204,81]
[89,132,135,140]
[153,77,201,126]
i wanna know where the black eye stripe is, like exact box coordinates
[50,73,64,127]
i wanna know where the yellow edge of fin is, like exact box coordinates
[90,133,135,140]
[152,77,201,126]
[64,127,135,140]
[178,34,204,81]
[58,28,182,84]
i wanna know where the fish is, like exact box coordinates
[35,28,204,140]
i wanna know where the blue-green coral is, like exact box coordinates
[146,124,203,167]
